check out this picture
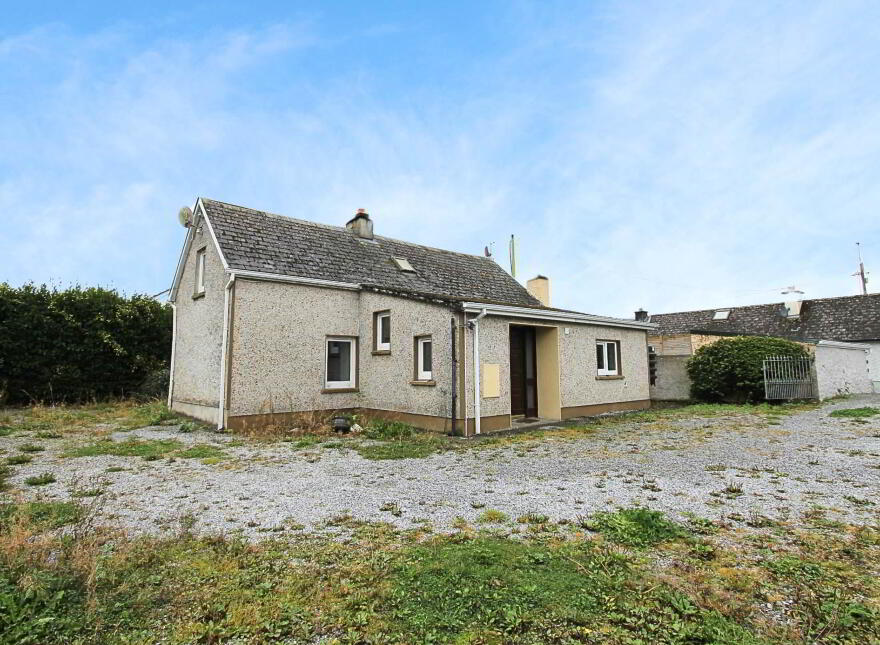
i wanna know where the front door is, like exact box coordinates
[509,326,537,417]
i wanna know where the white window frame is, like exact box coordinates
[596,340,620,377]
[376,312,391,351]
[416,336,433,381]
[325,336,357,389]
[195,247,206,295]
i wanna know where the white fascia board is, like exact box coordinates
[198,198,230,272]
[461,302,658,331]
[816,339,872,350]
[233,269,361,291]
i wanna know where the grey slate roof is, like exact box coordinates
[201,198,542,307]
[650,294,880,342]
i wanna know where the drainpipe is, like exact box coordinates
[218,273,236,430]
[167,303,177,410]
[450,316,457,436]
[470,308,488,435]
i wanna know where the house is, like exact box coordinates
[167,198,655,435]
[642,294,880,400]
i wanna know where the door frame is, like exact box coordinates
[509,324,538,418]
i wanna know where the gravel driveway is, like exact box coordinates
[3,396,879,538]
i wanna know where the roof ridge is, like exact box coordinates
[200,197,496,263]
[653,291,880,318]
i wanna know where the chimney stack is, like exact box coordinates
[635,308,648,322]
[346,208,374,239]
[527,275,551,307]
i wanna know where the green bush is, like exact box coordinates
[686,336,810,403]
[0,283,171,405]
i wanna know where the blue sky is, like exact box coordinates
[1,1,879,317]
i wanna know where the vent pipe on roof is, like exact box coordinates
[346,208,374,239]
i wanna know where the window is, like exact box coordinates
[195,248,206,296]
[374,311,391,352]
[415,336,433,381]
[596,340,620,377]
[325,337,357,389]
[392,257,415,272]
[713,310,730,320]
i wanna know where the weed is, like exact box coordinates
[18,443,45,453]
[584,507,687,547]
[6,454,33,465]
[517,512,550,524]
[830,406,879,418]
[379,502,403,517]
[364,419,414,440]
[476,509,508,523]
[0,426,12,437]
[25,472,57,486]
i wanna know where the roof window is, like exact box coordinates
[713,310,730,320]
[392,257,415,272]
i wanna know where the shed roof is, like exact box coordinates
[650,293,880,342]
[200,198,542,307]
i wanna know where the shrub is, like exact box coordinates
[686,336,810,403]
[0,283,171,405]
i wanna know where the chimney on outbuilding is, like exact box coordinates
[527,275,551,307]
[346,208,374,240]
[635,308,648,322]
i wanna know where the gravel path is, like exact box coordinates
[3,396,879,538]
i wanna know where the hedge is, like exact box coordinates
[686,335,810,403]
[0,283,172,405]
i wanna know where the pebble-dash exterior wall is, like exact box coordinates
[170,226,226,423]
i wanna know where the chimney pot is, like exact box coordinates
[346,209,374,239]
[635,308,648,322]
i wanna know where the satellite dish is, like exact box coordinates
[178,206,193,228]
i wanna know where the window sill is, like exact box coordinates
[321,387,359,394]
[410,380,436,387]
[596,375,624,380]
[371,349,391,356]
[192,291,205,300]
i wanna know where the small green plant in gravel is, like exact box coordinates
[25,472,57,486]
[5,455,33,465]
[584,507,687,547]
[35,430,63,439]
[18,443,45,453]
[830,406,880,418]
[476,509,508,523]
[0,426,13,437]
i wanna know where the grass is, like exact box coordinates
[5,455,32,465]
[830,406,880,418]
[1,502,876,644]
[24,472,56,486]
[64,438,184,459]
[17,443,45,453]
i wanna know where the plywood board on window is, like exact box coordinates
[482,363,500,398]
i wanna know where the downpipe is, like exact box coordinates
[218,273,236,430]
[469,308,488,435]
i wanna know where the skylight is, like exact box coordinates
[392,257,415,272]
[713,310,730,320]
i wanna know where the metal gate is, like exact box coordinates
[762,355,816,400]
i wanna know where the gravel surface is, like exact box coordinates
[3,396,879,538]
